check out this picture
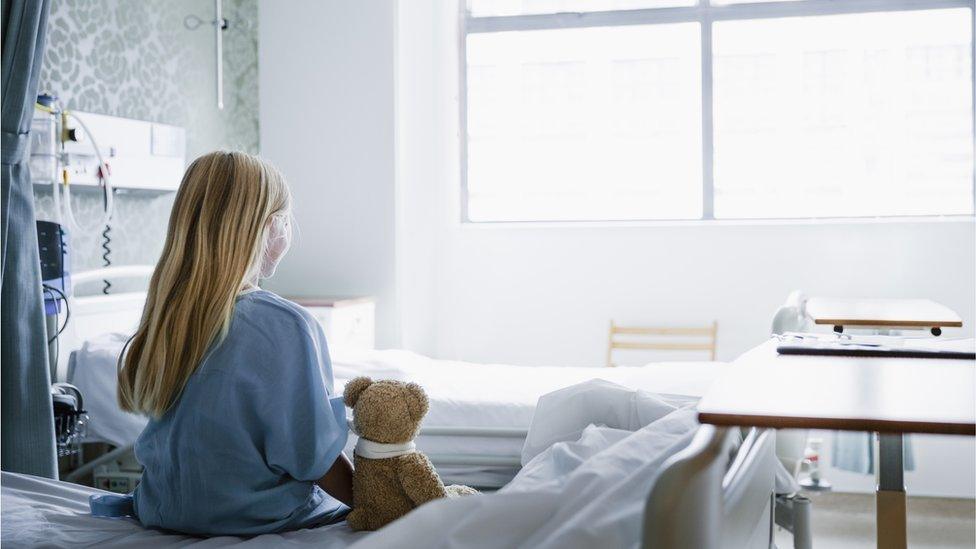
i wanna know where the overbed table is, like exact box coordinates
[697,339,976,549]
[805,297,963,336]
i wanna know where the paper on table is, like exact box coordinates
[778,333,975,351]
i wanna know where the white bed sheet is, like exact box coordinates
[0,472,368,548]
[333,348,720,453]
[332,349,722,417]
[70,340,723,455]
[68,338,723,485]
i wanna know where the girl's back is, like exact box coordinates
[134,290,347,535]
[118,152,354,535]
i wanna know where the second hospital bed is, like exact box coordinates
[67,331,724,488]
[331,348,722,486]
[51,274,732,489]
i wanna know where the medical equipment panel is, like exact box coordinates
[37,221,71,313]
[51,383,87,459]
[30,108,186,191]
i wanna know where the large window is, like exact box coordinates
[462,0,975,222]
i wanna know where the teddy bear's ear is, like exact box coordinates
[344,376,373,407]
[403,382,429,421]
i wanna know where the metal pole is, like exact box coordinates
[877,433,907,549]
[46,314,59,382]
[878,433,904,491]
[215,0,224,110]
[791,495,812,549]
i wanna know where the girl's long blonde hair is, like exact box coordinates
[119,151,291,417]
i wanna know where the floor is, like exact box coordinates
[774,492,976,548]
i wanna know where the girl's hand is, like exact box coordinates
[318,453,354,506]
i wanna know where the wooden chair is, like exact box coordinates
[606,320,718,367]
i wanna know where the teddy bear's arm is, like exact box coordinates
[397,454,449,507]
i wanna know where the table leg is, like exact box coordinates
[877,433,907,549]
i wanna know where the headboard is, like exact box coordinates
[54,266,152,382]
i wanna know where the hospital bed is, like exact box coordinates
[33,272,810,547]
[0,423,784,549]
[66,333,724,488]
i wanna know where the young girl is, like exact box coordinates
[118,151,353,535]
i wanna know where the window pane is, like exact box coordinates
[467,0,695,17]
[713,9,974,219]
[466,24,702,222]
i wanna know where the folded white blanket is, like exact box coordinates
[353,378,796,549]
[352,380,703,549]
[520,378,682,466]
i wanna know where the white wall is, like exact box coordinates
[431,217,976,498]
[260,0,976,497]
[395,0,976,497]
[394,0,445,352]
[816,431,976,499]
[395,1,976,365]
[434,220,976,365]
[259,0,398,346]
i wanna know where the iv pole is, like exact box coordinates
[184,0,229,110]
[214,0,224,110]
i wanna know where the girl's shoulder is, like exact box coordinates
[234,290,321,336]
[206,291,327,379]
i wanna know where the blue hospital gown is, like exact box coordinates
[132,290,349,535]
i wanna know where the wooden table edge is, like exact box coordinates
[812,319,964,328]
[697,411,976,436]
[285,296,376,308]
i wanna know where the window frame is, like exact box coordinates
[459,0,976,224]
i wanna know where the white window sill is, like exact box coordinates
[458,215,976,230]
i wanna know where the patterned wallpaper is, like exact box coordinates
[33,0,259,293]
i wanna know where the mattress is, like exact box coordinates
[69,336,723,486]
[334,348,720,433]
[0,472,368,548]
[332,349,722,485]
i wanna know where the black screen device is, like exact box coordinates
[37,220,67,282]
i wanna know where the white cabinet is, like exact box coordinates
[289,296,376,351]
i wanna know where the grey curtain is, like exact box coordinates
[1,0,56,479]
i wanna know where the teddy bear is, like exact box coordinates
[343,376,478,531]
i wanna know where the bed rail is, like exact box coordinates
[723,427,777,548]
[71,264,154,287]
[412,426,529,470]
[643,425,775,549]
[420,426,527,438]
[425,454,522,467]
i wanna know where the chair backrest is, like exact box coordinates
[606,320,718,366]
